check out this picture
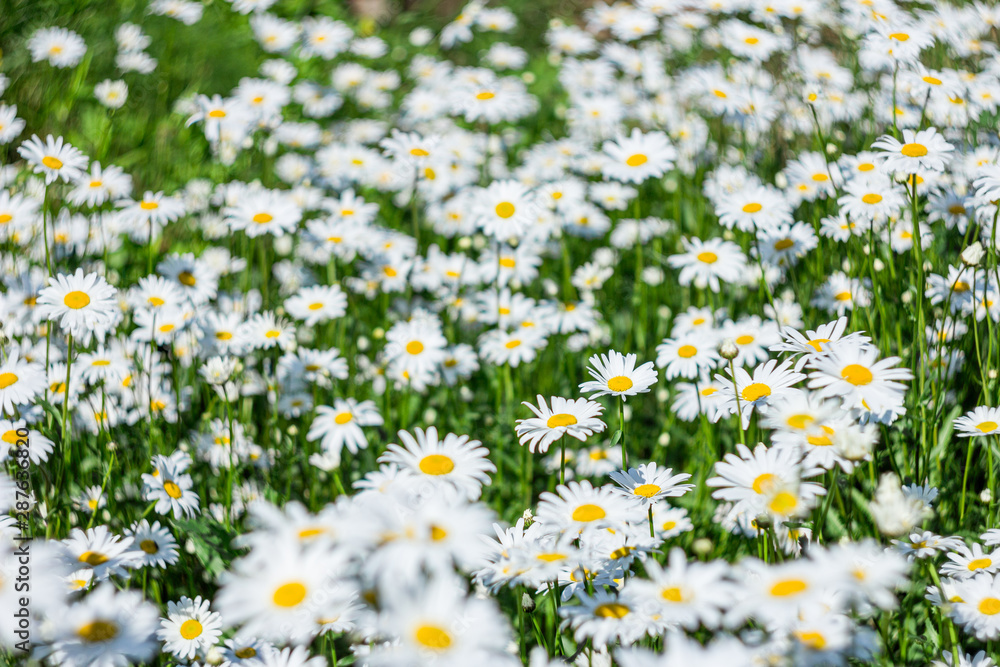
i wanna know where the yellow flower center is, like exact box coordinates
[178,271,197,287]
[140,539,159,554]
[977,421,998,433]
[414,625,453,649]
[786,414,814,430]
[78,620,118,643]
[42,156,64,170]
[64,291,91,309]
[79,551,109,566]
[410,148,429,157]
[594,603,630,618]
[840,364,873,386]
[626,154,648,167]
[741,383,771,402]
[180,619,203,640]
[742,202,762,213]
[769,491,798,515]
[980,597,1000,615]
[253,212,273,224]
[540,413,578,432]
[677,345,697,358]
[0,373,18,389]
[572,504,607,522]
[335,412,353,425]
[770,578,808,596]
[901,143,928,157]
[140,201,159,210]
[495,202,516,218]
[753,473,777,494]
[735,334,754,345]
[273,582,307,608]
[264,330,281,339]
[697,251,718,263]
[607,376,633,392]
[235,648,258,659]
[476,91,495,100]
[795,631,827,650]
[862,193,883,204]
[968,557,993,570]
[419,454,454,475]
[216,331,233,341]
[163,481,183,499]
[406,341,424,355]
[633,483,661,498]
[505,339,522,349]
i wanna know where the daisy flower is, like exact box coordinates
[475,179,536,240]
[714,358,805,428]
[656,335,722,380]
[601,128,676,184]
[61,526,141,581]
[0,419,54,464]
[955,406,1000,437]
[716,184,792,233]
[126,520,179,569]
[609,462,694,507]
[284,284,347,326]
[224,189,302,238]
[215,540,345,644]
[307,399,383,466]
[891,531,963,561]
[158,596,223,661]
[244,312,297,351]
[872,126,955,175]
[18,134,88,184]
[626,547,737,630]
[941,543,999,580]
[0,353,45,417]
[807,342,913,414]
[46,584,159,667]
[707,442,825,517]
[515,395,607,453]
[478,327,548,368]
[536,480,640,533]
[579,350,658,401]
[769,316,871,371]
[27,27,88,68]
[667,236,747,293]
[951,573,1000,641]
[143,468,200,519]
[380,426,496,500]
[384,318,448,381]
[561,588,650,646]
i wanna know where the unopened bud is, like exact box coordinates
[521,592,536,613]
[718,338,739,360]
[982,488,993,503]
[962,241,985,267]
[692,538,713,557]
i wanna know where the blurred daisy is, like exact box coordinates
[28,27,87,67]
[18,134,88,184]
[602,128,675,184]
[872,126,954,174]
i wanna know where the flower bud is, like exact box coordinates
[962,241,985,267]
[718,338,739,360]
